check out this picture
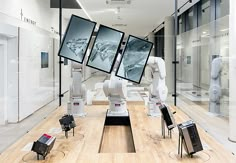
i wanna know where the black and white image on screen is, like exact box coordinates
[87,25,124,73]
[59,15,96,63]
[116,36,153,83]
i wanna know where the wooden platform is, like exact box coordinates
[0,105,235,163]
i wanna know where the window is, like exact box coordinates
[178,16,183,35]
[199,0,211,26]
[155,28,165,59]
[186,7,194,31]
[216,0,229,18]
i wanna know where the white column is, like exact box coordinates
[229,0,236,142]
[148,32,155,56]
[164,16,174,94]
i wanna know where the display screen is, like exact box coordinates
[58,15,96,63]
[86,25,124,73]
[41,52,49,68]
[116,35,153,83]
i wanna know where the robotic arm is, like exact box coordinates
[147,56,168,116]
[209,58,222,114]
[209,57,231,114]
[67,62,87,117]
[103,54,128,117]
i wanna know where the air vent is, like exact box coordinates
[112,24,127,27]
[106,0,131,5]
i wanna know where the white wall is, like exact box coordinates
[0,23,19,124]
[0,39,7,124]
[0,1,72,123]
[0,0,61,32]
[19,28,54,121]
[7,36,19,123]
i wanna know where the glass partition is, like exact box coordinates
[177,15,229,117]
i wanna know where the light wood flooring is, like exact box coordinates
[0,105,235,163]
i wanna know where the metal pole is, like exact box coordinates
[174,0,178,106]
[59,0,62,106]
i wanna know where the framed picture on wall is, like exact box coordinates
[115,35,153,84]
[41,52,49,68]
[187,56,191,64]
[86,25,124,73]
[58,15,96,63]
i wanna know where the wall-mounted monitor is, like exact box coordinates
[41,52,49,68]
[115,35,153,84]
[86,25,124,73]
[58,15,96,63]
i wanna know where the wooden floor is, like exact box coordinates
[99,126,135,153]
[0,105,235,163]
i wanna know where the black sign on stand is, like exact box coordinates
[177,120,203,158]
[59,115,76,138]
[159,104,176,139]
[31,134,56,160]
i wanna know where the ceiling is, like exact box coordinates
[50,0,81,9]
[54,0,190,37]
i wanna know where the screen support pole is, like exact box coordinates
[173,0,178,106]
[59,0,63,106]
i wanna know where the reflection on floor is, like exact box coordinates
[182,90,209,101]
[177,82,209,102]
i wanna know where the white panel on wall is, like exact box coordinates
[7,35,19,123]
[53,39,59,99]
[61,61,71,94]
[0,38,7,125]
[0,23,19,124]
[19,28,54,121]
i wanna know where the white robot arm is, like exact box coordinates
[147,56,168,116]
[209,57,230,115]
[68,62,87,117]
[103,54,128,116]
[209,58,222,114]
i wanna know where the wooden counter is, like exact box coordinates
[0,105,235,163]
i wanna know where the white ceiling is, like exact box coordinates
[61,0,190,36]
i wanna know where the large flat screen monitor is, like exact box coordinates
[115,35,153,84]
[58,15,96,63]
[86,25,124,73]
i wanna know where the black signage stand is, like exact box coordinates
[161,115,172,139]
[178,130,193,158]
